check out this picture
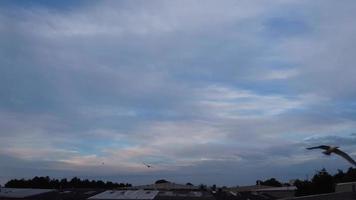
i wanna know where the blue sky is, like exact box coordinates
[1,0,356,186]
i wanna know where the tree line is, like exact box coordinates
[4,168,356,196]
[5,176,132,189]
[257,167,356,197]
[294,167,356,196]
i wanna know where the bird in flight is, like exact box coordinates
[143,162,153,168]
[307,145,356,166]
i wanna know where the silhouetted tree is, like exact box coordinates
[211,184,217,191]
[5,176,131,189]
[199,184,207,191]
[214,188,229,200]
[294,179,313,197]
[344,167,356,182]
[311,169,334,194]
[332,169,344,183]
[155,179,169,184]
[294,168,336,196]
[260,178,283,187]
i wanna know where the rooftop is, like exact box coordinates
[255,186,297,192]
[0,188,56,198]
[130,183,199,190]
[336,181,356,186]
[227,185,273,192]
[88,190,159,200]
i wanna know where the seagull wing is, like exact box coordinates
[333,148,356,166]
[306,145,330,150]
[143,162,152,168]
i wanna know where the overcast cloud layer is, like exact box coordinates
[1,0,356,186]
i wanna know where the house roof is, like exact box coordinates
[130,183,199,190]
[88,190,159,200]
[227,185,273,192]
[282,191,356,200]
[158,191,205,197]
[0,188,56,198]
[255,186,297,192]
[336,181,356,186]
[156,191,215,200]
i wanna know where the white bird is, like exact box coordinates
[307,145,356,166]
[143,162,153,168]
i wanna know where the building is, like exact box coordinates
[0,188,58,200]
[88,190,159,200]
[88,190,215,200]
[282,191,356,200]
[281,182,356,200]
[156,191,215,200]
[335,181,356,193]
[58,188,105,200]
[215,190,272,200]
[228,185,273,193]
[253,186,296,199]
[226,185,296,199]
[130,183,199,191]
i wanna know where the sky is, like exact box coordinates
[1,0,356,186]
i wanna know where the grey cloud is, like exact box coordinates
[1,0,356,186]
[304,134,356,147]
[275,1,356,100]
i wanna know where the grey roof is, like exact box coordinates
[156,191,215,200]
[336,181,356,186]
[130,183,199,190]
[0,188,56,198]
[88,190,159,200]
[158,191,204,197]
[282,191,356,200]
[227,185,273,192]
[255,186,297,192]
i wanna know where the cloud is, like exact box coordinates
[1,0,356,186]
[274,1,356,99]
[1,1,272,38]
[194,85,306,118]
[259,69,299,80]
[304,133,356,147]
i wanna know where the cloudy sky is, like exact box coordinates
[1,0,356,186]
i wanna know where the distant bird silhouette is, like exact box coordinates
[143,162,153,168]
[307,145,356,166]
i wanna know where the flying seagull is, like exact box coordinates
[143,162,153,168]
[307,145,356,166]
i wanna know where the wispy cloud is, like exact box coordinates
[1,0,356,186]
[260,69,299,80]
